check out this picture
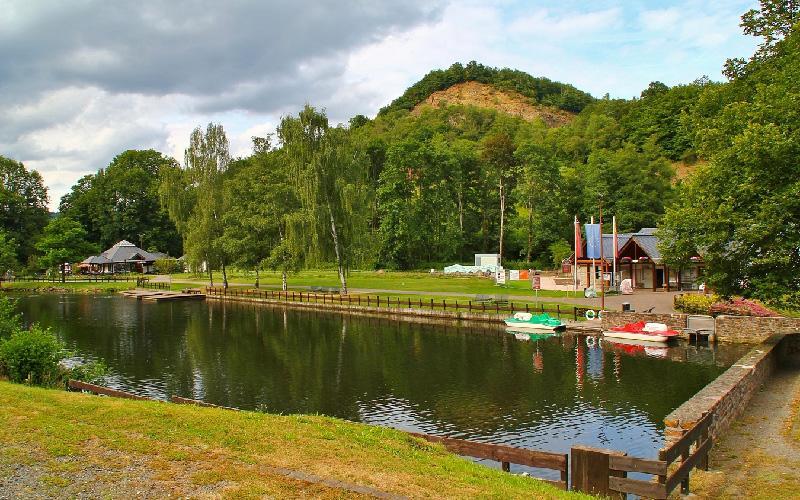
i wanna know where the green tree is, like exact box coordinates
[278,106,370,293]
[725,0,800,77]
[0,231,18,277]
[221,148,301,289]
[661,23,800,308]
[160,124,230,287]
[0,156,49,264]
[481,132,517,264]
[59,150,182,256]
[34,217,98,282]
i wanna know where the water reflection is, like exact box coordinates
[15,294,748,460]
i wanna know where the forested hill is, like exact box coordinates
[378,61,595,116]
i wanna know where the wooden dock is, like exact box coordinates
[120,289,205,302]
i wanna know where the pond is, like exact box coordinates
[16,294,748,465]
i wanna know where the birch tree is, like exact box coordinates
[277,106,368,294]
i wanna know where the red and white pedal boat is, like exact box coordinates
[603,321,680,343]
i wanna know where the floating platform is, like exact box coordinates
[120,289,206,302]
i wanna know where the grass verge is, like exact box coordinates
[0,381,584,498]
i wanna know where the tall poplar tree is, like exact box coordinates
[160,123,230,287]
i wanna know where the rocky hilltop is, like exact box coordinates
[411,81,575,127]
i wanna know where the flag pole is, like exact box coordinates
[599,202,605,312]
[612,216,618,288]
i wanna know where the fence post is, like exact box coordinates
[570,446,626,498]
[430,298,434,309]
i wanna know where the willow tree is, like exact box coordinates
[159,123,230,287]
[277,106,369,294]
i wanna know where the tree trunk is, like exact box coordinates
[499,179,505,266]
[208,266,214,287]
[61,264,66,283]
[254,268,259,288]
[282,270,287,291]
[221,261,228,289]
[327,202,347,295]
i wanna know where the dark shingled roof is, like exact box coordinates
[83,240,164,265]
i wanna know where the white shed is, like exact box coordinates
[474,253,501,267]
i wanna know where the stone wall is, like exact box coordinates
[602,311,800,343]
[663,333,795,445]
[205,294,511,327]
[715,315,800,343]
[601,311,688,332]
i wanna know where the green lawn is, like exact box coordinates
[171,270,580,298]
[0,382,584,499]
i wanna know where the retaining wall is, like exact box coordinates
[601,311,688,332]
[715,315,800,343]
[663,333,799,445]
[205,294,509,327]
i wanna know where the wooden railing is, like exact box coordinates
[137,278,168,290]
[67,379,151,401]
[411,433,568,490]
[573,411,712,498]
[6,274,136,283]
[204,287,579,320]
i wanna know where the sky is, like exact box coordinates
[0,0,760,210]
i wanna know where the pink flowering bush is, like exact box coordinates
[709,298,779,317]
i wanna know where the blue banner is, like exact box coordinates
[585,224,601,258]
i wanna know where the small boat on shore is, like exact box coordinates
[603,321,679,343]
[503,312,566,333]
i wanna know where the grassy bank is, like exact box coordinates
[0,281,136,293]
[0,382,583,498]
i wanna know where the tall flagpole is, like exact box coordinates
[573,216,578,296]
[590,216,595,292]
[612,216,618,288]
[599,202,605,312]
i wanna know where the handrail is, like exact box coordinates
[603,411,713,498]
[411,433,568,489]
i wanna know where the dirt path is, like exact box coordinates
[692,367,800,498]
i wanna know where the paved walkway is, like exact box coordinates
[691,367,800,498]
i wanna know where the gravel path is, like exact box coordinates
[692,366,800,498]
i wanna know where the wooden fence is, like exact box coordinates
[411,433,568,490]
[205,287,581,320]
[4,274,135,283]
[67,379,714,495]
[137,278,169,290]
[572,411,713,498]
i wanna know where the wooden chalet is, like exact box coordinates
[575,228,704,291]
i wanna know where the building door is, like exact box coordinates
[656,268,665,288]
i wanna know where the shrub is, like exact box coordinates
[0,325,65,385]
[68,360,108,384]
[709,298,779,317]
[0,296,22,339]
[673,293,718,314]
[154,258,183,274]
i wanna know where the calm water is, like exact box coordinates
[16,294,747,464]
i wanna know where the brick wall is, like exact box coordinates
[715,315,800,343]
[601,311,688,332]
[663,333,794,446]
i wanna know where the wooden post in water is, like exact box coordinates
[570,446,626,498]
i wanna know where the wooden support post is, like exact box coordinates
[570,446,626,498]
[443,300,446,310]
[408,298,411,309]
[430,298,434,309]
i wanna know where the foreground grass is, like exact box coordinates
[0,382,583,499]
